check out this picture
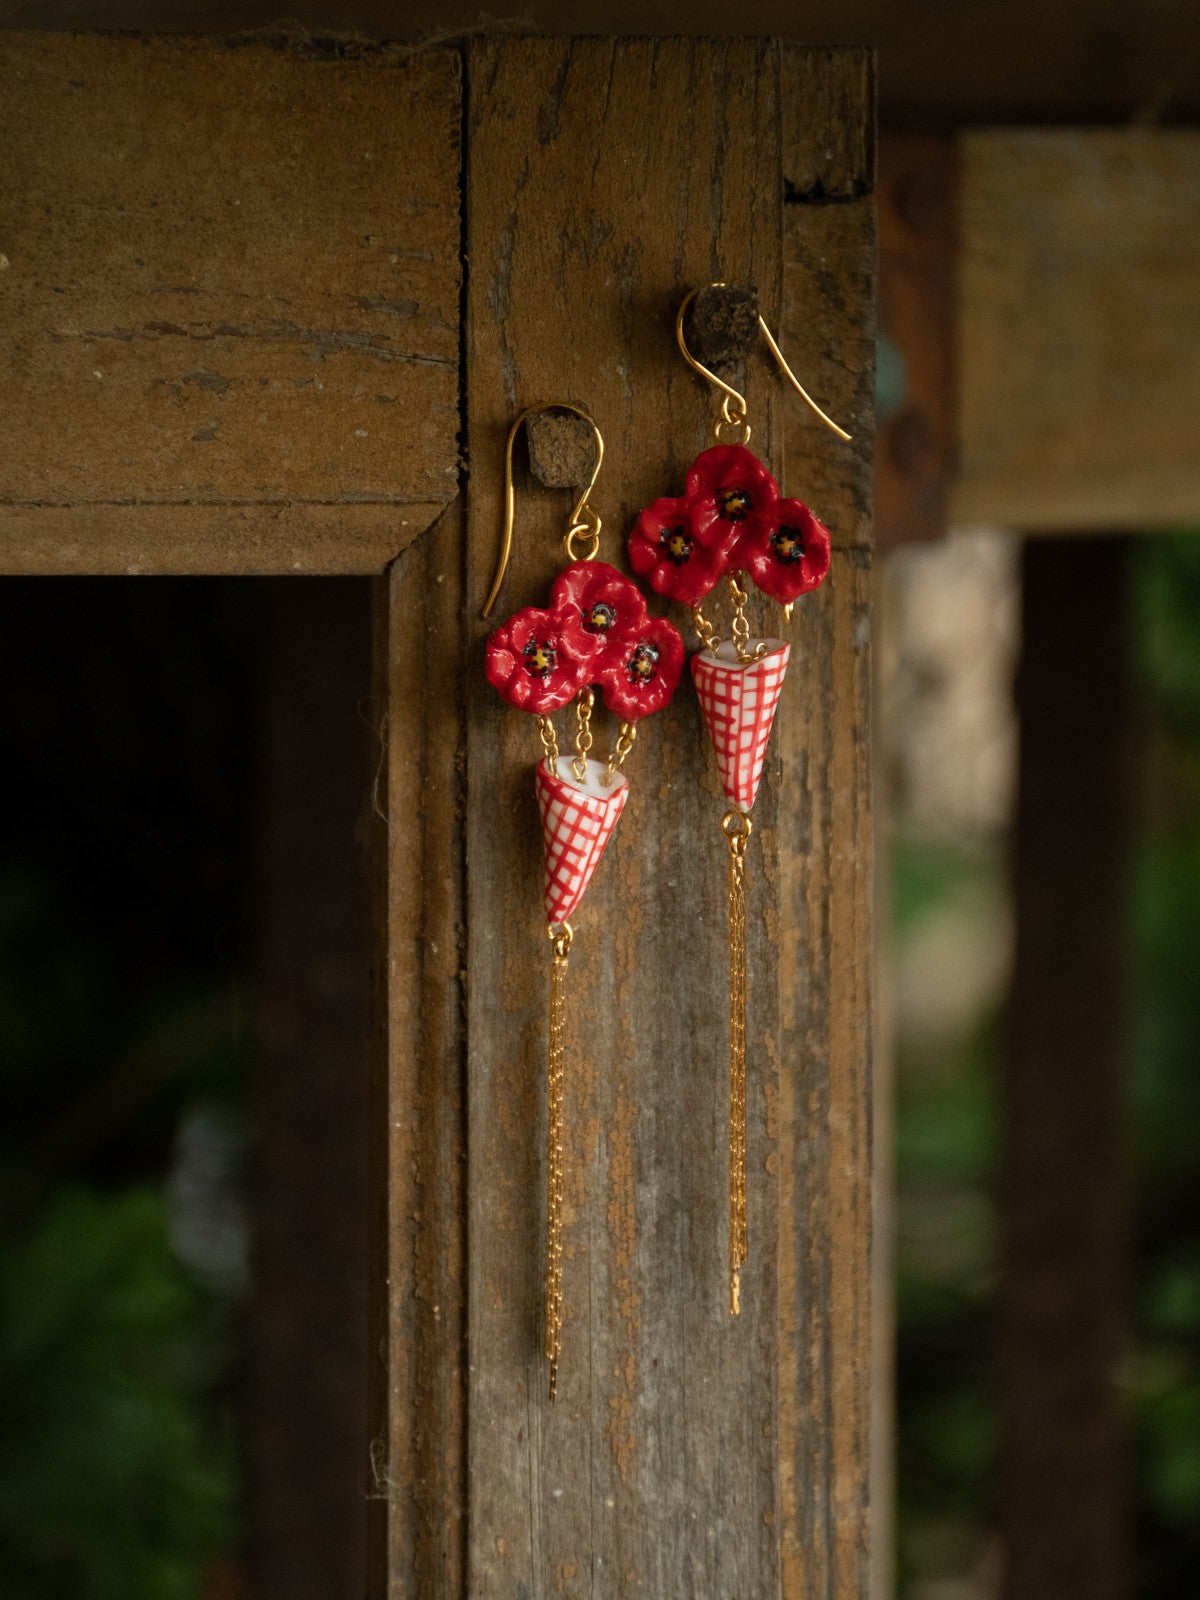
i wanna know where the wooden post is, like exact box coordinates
[781,48,877,1599]
[372,37,875,1598]
[465,39,788,1595]
[1001,536,1131,1600]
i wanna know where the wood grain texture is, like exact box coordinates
[370,508,468,1598]
[465,36,787,1600]
[0,501,448,574]
[779,139,875,1600]
[453,36,875,1600]
[955,130,1200,530]
[782,202,876,550]
[0,32,460,573]
[782,45,876,201]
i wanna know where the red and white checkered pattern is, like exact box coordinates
[691,641,790,812]
[535,757,629,924]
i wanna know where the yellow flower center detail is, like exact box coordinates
[717,486,752,521]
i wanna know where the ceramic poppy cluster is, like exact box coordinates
[486,559,685,721]
[628,444,831,608]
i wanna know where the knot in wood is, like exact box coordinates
[684,284,760,373]
[525,409,599,491]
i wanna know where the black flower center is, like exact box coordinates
[716,485,753,521]
[627,641,659,685]
[661,526,693,565]
[583,601,617,634]
[769,524,805,565]
[523,638,557,679]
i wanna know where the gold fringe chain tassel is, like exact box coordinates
[721,808,751,1315]
[545,921,572,1400]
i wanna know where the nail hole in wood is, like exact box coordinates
[684,283,760,372]
[525,409,598,490]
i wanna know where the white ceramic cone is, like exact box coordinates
[535,756,629,924]
[691,640,790,813]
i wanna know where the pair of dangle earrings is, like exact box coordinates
[483,289,849,1397]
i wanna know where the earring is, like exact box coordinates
[482,403,685,1399]
[627,286,851,1315]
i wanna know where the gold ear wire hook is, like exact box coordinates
[481,403,605,620]
[757,315,853,442]
[676,283,853,444]
[676,289,752,441]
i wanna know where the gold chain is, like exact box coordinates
[727,575,770,665]
[603,721,637,786]
[546,921,572,1400]
[691,604,723,657]
[538,715,560,769]
[722,809,752,1314]
[572,688,594,781]
[728,575,753,664]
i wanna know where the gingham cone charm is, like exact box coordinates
[691,641,790,813]
[536,756,630,924]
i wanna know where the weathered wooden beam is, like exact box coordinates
[956,131,1200,531]
[0,33,461,574]
[783,45,877,201]
[376,35,871,1600]
[3,0,1200,123]
[370,505,469,1594]
[463,38,789,1596]
[781,48,876,1595]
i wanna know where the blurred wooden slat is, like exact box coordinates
[956,131,1200,530]
[1002,536,1131,1600]
[876,136,956,547]
[0,33,460,574]
[250,578,372,1600]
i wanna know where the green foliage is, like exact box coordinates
[894,531,1200,1596]
[1133,531,1200,734]
[1126,535,1200,1573]
[891,835,1006,943]
[0,1188,234,1600]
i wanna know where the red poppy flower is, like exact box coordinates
[485,605,589,714]
[628,496,735,606]
[736,497,832,605]
[550,559,647,676]
[597,615,685,721]
[685,445,780,548]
